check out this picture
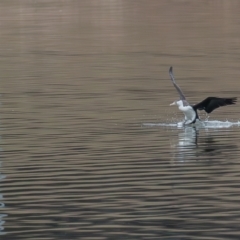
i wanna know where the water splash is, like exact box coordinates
[143,120,240,129]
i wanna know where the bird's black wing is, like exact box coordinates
[169,66,186,100]
[193,97,237,114]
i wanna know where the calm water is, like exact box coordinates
[1,1,240,239]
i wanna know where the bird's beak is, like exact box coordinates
[170,102,176,106]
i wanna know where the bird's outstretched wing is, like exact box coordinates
[169,66,186,100]
[193,97,237,114]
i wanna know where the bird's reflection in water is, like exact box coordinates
[0,161,6,236]
[178,127,198,148]
[172,126,238,162]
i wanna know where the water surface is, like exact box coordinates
[1,1,240,239]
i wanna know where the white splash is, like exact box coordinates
[143,120,240,129]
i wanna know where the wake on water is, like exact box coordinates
[143,120,240,129]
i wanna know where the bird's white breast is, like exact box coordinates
[179,105,196,124]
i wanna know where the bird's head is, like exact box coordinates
[170,100,183,107]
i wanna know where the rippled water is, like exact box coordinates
[1,1,240,240]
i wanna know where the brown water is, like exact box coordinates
[1,1,240,240]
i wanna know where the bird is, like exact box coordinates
[168,66,237,125]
